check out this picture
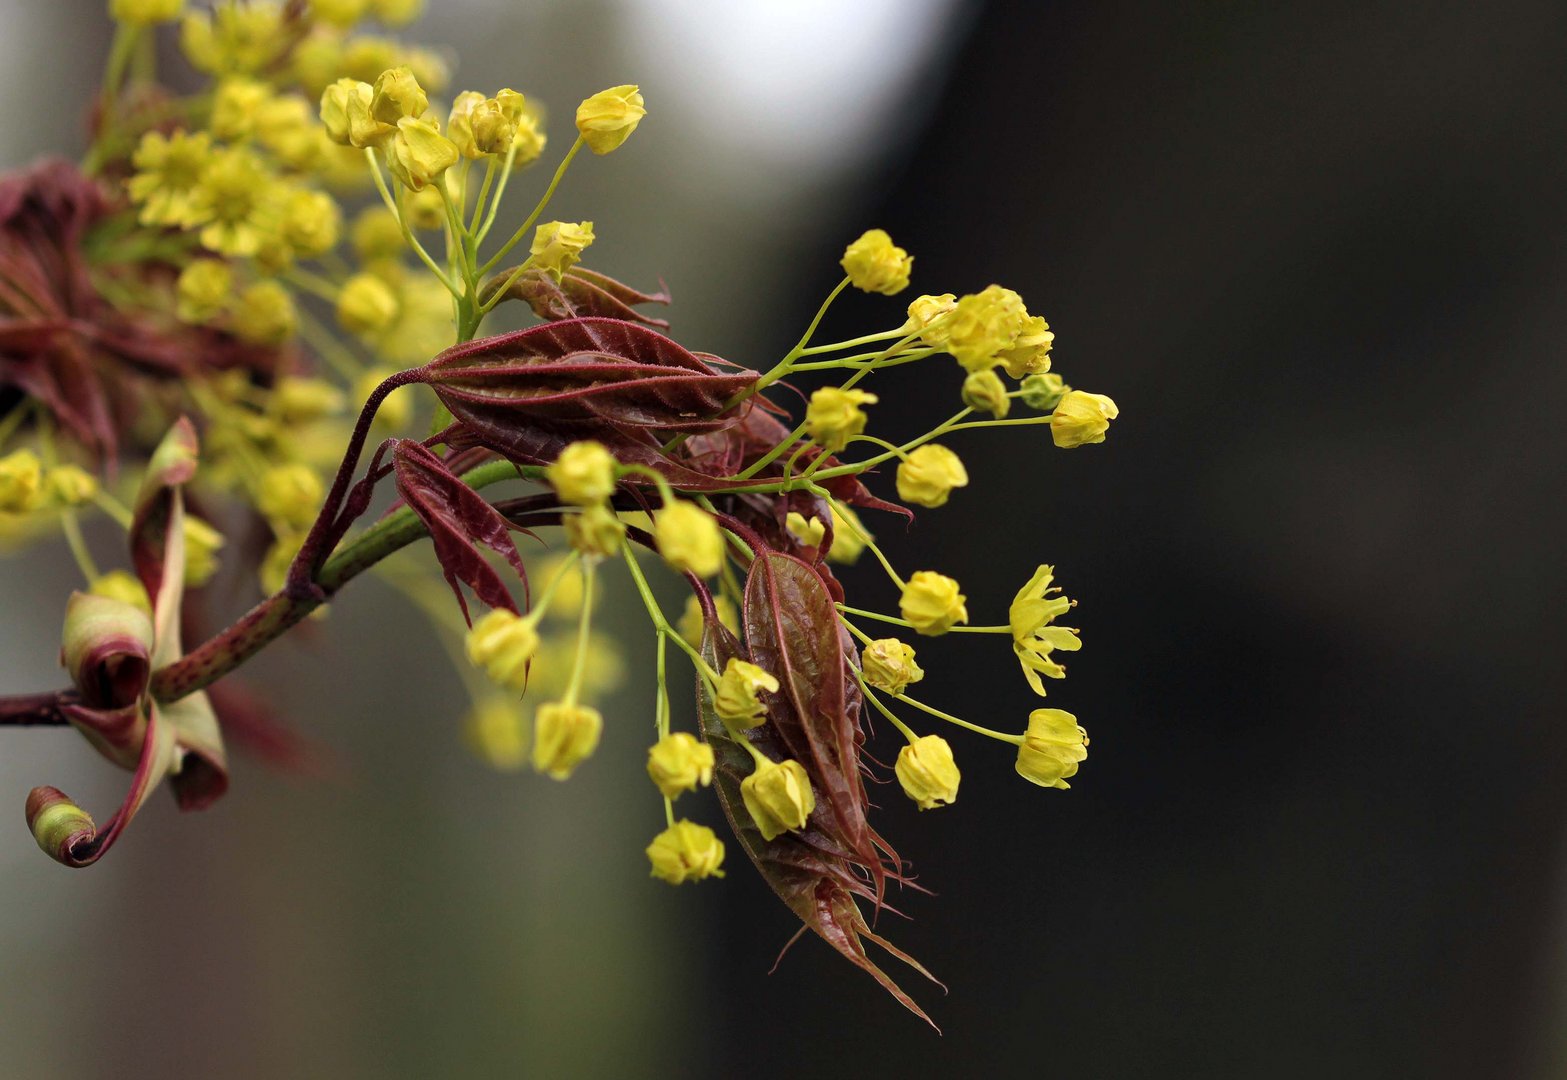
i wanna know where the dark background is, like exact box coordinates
[709,2,1567,1076]
[2,3,1565,1077]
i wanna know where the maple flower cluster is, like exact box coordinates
[0,0,1119,1026]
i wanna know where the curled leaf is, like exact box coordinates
[60,590,153,710]
[483,264,671,328]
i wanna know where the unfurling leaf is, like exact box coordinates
[391,439,527,621]
[483,265,671,328]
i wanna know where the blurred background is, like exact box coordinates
[3,1,1566,1076]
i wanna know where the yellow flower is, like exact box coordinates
[89,570,152,617]
[741,757,815,840]
[290,31,345,96]
[826,504,869,565]
[464,608,540,691]
[678,592,738,649]
[337,272,400,336]
[999,314,1054,378]
[175,259,233,324]
[529,220,595,280]
[210,77,270,140]
[840,228,913,295]
[1020,372,1068,411]
[646,820,725,884]
[232,281,296,346]
[1050,390,1119,448]
[546,441,618,506]
[370,65,427,125]
[575,84,645,154]
[370,0,423,26]
[110,0,184,25]
[655,500,725,578]
[45,465,98,509]
[713,657,779,729]
[899,570,968,636]
[944,285,1028,372]
[189,147,273,257]
[895,444,968,509]
[563,503,625,558]
[273,377,346,424]
[350,206,405,261]
[1009,564,1081,695]
[449,92,517,158]
[464,696,530,772]
[255,463,323,529]
[128,129,212,228]
[0,449,44,513]
[180,1,289,75]
[532,701,603,779]
[895,734,960,810]
[805,386,876,453]
[961,369,1010,418]
[355,367,409,430]
[279,189,341,258]
[530,554,586,620]
[386,116,459,190]
[1015,708,1088,789]
[511,111,547,167]
[784,510,825,548]
[183,516,225,587]
[903,292,957,343]
[320,78,371,145]
[860,638,923,696]
[646,732,715,799]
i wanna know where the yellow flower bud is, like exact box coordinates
[741,757,815,840]
[183,516,225,587]
[563,503,626,558]
[350,206,405,261]
[450,92,517,158]
[210,77,270,140]
[841,228,913,295]
[646,732,715,799]
[464,608,540,691]
[944,285,1028,372]
[646,819,726,884]
[446,90,485,158]
[1020,372,1068,411]
[999,314,1054,378]
[311,0,371,28]
[532,701,603,779]
[805,386,876,453]
[175,259,232,324]
[1015,708,1089,789]
[678,592,738,648]
[895,444,969,509]
[546,440,618,506]
[403,184,445,230]
[256,463,324,530]
[89,570,152,617]
[320,78,372,145]
[290,31,344,96]
[371,0,424,26]
[370,65,428,125]
[0,449,44,513]
[1050,390,1119,449]
[465,696,530,771]
[714,657,779,729]
[528,220,595,280]
[961,368,1010,418]
[336,272,401,336]
[860,638,923,696]
[232,281,296,346]
[110,0,184,25]
[575,84,646,154]
[45,465,98,509]
[826,504,869,565]
[903,292,957,342]
[899,570,968,636]
[355,367,410,430]
[895,734,960,810]
[403,47,449,94]
[655,500,725,578]
[511,111,547,167]
[280,189,341,257]
[784,510,825,548]
[273,376,346,424]
[180,3,291,76]
[386,116,459,190]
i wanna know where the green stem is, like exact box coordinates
[894,692,1024,745]
[861,683,919,743]
[561,560,595,706]
[480,136,583,276]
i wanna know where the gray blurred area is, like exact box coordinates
[3,2,1567,1078]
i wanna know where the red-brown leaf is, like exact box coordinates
[485,265,671,328]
